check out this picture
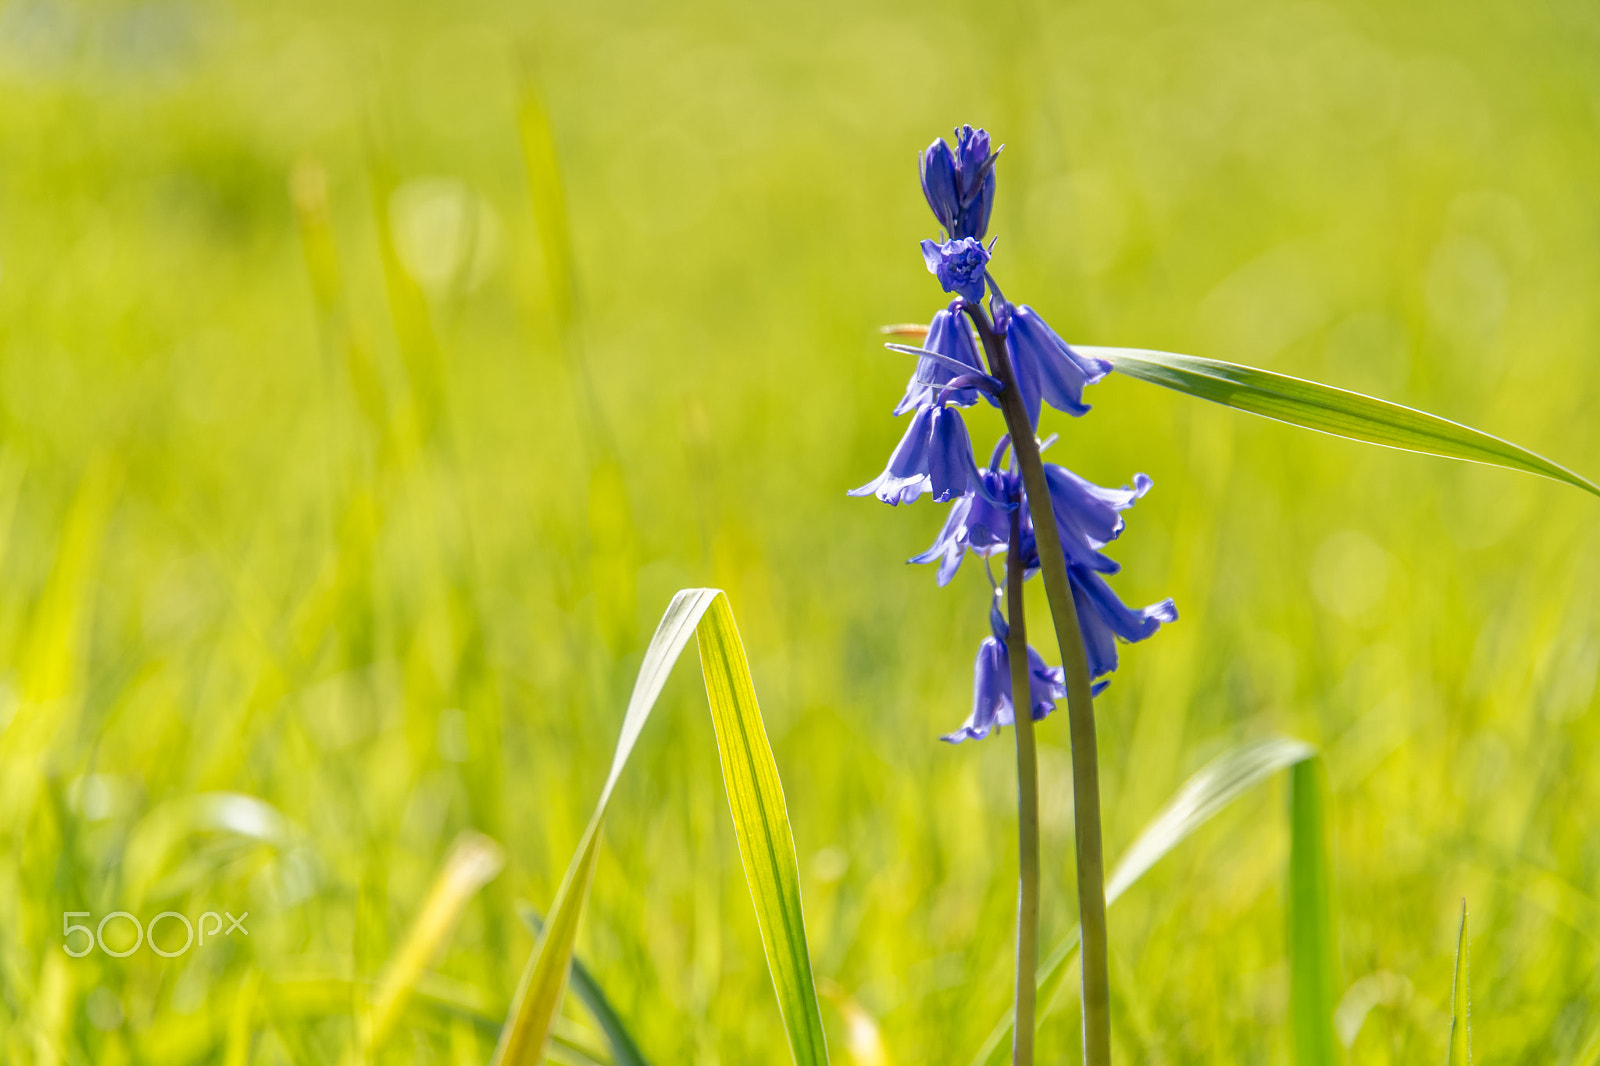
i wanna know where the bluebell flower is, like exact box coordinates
[1004,305,1113,426]
[943,602,1065,743]
[920,125,1000,241]
[921,237,990,304]
[894,302,989,415]
[850,402,986,505]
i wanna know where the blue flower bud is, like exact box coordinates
[919,125,1002,240]
[920,138,961,236]
[953,125,994,203]
[921,237,990,304]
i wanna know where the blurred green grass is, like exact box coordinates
[1,0,1598,1061]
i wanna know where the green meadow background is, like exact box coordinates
[2,0,1598,1061]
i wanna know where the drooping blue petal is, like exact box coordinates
[1005,306,1112,424]
[926,406,984,503]
[944,636,1010,742]
[1067,564,1178,679]
[909,465,1017,585]
[849,404,936,504]
[908,494,973,586]
[894,303,987,415]
[1041,465,1154,573]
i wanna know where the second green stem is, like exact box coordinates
[1005,510,1040,1066]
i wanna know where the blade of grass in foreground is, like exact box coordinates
[520,905,654,1066]
[696,593,828,1065]
[971,737,1316,1066]
[1447,901,1471,1066]
[1289,757,1341,1066]
[1076,347,1600,497]
[492,589,827,1066]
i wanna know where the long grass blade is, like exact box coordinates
[493,589,826,1066]
[1447,901,1471,1066]
[1289,757,1341,1066]
[696,593,829,1066]
[971,737,1316,1066]
[1074,347,1599,497]
[520,905,654,1066]
[491,589,715,1066]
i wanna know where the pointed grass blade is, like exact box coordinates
[1289,757,1341,1066]
[696,593,829,1066]
[1075,347,1599,497]
[493,590,826,1066]
[971,737,1317,1066]
[491,589,717,1066]
[519,905,654,1066]
[1446,901,1471,1066]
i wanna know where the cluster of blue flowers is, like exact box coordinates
[852,125,1176,743]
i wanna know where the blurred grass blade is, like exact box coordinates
[972,736,1316,1066]
[494,589,826,1066]
[1289,757,1341,1066]
[1075,347,1600,497]
[520,904,655,1066]
[1447,901,1471,1066]
[225,968,262,1066]
[364,831,505,1052]
[1109,737,1316,902]
[696,593,829,1066]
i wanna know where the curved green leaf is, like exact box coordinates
[971,736,1316,1066]
[1078,347,1599,497]
[492,589,827,1066]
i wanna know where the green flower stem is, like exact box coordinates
[968,305,1112,1066]
[1004,509,1041,1066]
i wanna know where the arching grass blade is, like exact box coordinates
[1077,347,1599,497]
[491,589,716,1066]
[493,589,826,1066]
[1289,757,1341,1066]
[971,737,1316,1066]
[696,593,829,1066]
